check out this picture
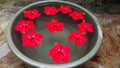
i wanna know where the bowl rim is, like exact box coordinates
[7,0,103,68]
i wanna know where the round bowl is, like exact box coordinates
[7,1,102,68]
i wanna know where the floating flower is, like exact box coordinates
[68,31,88,46]
[69,10,85,21]
[22,31,44,47]
[24,9,41,20]
[46,19,64,32]
[78,20,94,33]
[44,6,58,15]
[14,20,35,34]
[59,5,72,14]
[49,43,71,63]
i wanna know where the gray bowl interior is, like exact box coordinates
[11,2,98,64]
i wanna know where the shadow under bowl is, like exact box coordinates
[7,1,102,68]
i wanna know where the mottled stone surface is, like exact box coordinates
[91,14,120,68]
[0,1,120,68]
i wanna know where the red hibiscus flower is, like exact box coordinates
[46,19,64,32]
[49,43,71,64]
[68,31,88,46]
[24,9,41,20]
[44,6,58,15]
[22,31,44,47]
[77,20,94,33]
[59,5,72,14]
[14,20,35,34]
[69,10,85,21]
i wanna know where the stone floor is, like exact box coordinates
[0,4,120,68]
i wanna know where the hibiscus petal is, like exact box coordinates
[69,11,85,21]
[44,6,58,15]
[52,54,61,64]
[14,20,35,34]
[22,31,44,47]
[46,19,64,32]
[86,23,94,33]
[78,27,86,34]
[54,44,63,52]
[62,46,71,54]
[24,9,41,20]
[22,40,31,47]
[62,54,70,63]
[49,48,58,56]
[59,5,72,14]
[68,35,75,42]
[75,40,84,46]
